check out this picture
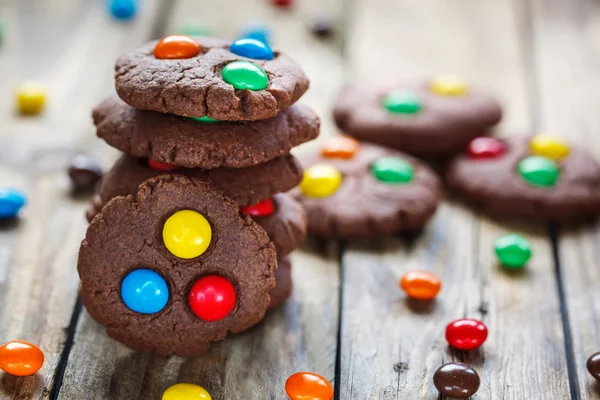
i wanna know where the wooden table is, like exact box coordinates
[1,0,599,398]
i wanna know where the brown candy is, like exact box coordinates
[68,155,103,191]
[588,351,600,381]
[433,362,480,399]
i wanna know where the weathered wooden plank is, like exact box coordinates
[58,0,344,398]
[339,0,572,398]
[530,0,600,398]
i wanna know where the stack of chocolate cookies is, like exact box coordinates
[79,35,319,356]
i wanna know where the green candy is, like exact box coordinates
[222,61,268,91]
[177,22,211,37]
[518,156,560,187]
[189,116,218,123]
[382,90,422,114]
[371,157,414,184]
[494,233,532,269]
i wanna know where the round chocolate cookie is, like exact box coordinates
[78,175,277,357]
[115,36,309,121]
[269,256,292,309]
[97,154,302,209]
[293,136,442,238]
[445,135,600,221]
[93,96,320,169]
[333,77,502,157]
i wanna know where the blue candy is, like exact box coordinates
[109,0,137,21]
[121,269,169,314]
[230,38,274,60]
[239,25,271,45]
[0,188,27,219]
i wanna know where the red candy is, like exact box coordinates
[272,0,293,7]
[148,159,178,172]
[467,137,506,159]
[445,318,488,350]
[154,35,201,59]
[240,198,275,217]
[0,340,44,377]
[189,275,236,322]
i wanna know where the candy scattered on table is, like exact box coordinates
[68,155,103,192]
[299,164,343,198]
[0,188,27,219]
[433,362,480,399]
[176,21,212,37]
[400,271,441,300]
[189,275,236,322]
[494,233,532,269]
[445,318,488,351]
[240,198,275,217]
[382,90,422,115]
[285,372,334,400]
[311,18,334,39]
[518,155,560,187]
[121,269,169,314]
[162,383,212,400]
[371,157,414,184]
[163,210,212,259]
[0,340,44,377]
[108,0,137,20]
[429,75,469,96]
[529,134,570,160]
[15,81,47,115]
[272,0,293,8]
[148,159,178,172]
[587,352,600,381]
[467,136,506,159]
[154,35,201,59]
[320,135,360,159]
[230,38,274,60]
[222,61,269,90]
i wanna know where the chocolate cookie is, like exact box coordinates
[78,175,277,356]
[269,256,292,309]
[293,136,442,238]
[96,154,302,209]
[93,97,320,169]
[445,135,600,221]
[333,77,502,157]
[115,36,309,121]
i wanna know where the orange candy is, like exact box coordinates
[400,271,441,300]
[154,35,201,59]
[285,372,333,400]
[0,340,44,376]
[320,136,360,159]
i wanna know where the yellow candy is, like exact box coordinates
[162,210,212,259]
[529,134,570,160]
[429,75,469,96]
[300,164,342,198]
[162,383,211,400]
[16,82,47,115]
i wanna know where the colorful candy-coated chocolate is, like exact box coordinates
[239,25,271,45]
[494,233,532,269]
[518,155,560,187]
[371,157,414,184]
[240,198,275,217]
[162,383,212,400]
[400,271,441,300]
[121,269,169,314]
[154,35,201,60]
[445,318,488,350]
[230,38,274,60]
[108,0,137,20]
[0,188,27,219]
[272,0,293,8]
[222,61,268,90]
[320,136,360,159]
[0,340,44,377]
[587,351,600,381]
[529,134,570,160]
[467,137,507,159]
[163,210,212,259]
[68,155,103,190]
[382,90,422,114]
[176,22,212,37]
[299,164,343,198]
[189,116,219,123]
[433,362,480,399]
[430,75,469,96]
[148,159,178,172]
[189,275,236,322]
[16,81,47,115]
[285,372,334,400]
[311,18,334,39]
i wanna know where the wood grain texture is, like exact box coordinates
[338,0,572,398]
[530,0,600,398]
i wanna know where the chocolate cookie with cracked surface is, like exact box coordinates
[333,77,502,157]
[445,135,600,221]
[292,136,442,238]
[78,175,277,356]
[269,255,293,309]
[115,36,309,121]
[93,96,319,169]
